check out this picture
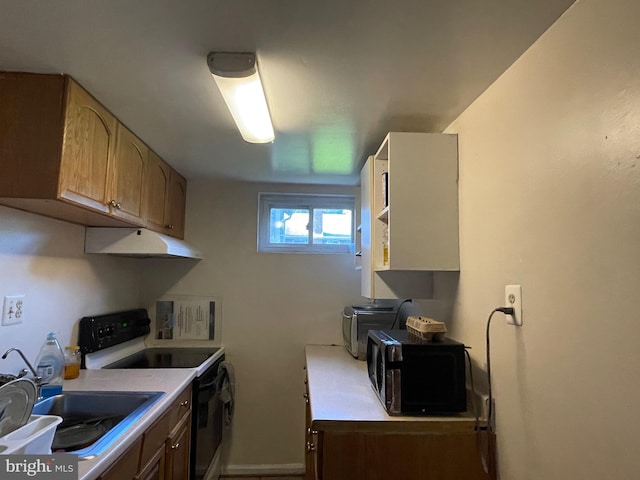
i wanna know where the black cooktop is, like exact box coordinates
[103,347,220,369]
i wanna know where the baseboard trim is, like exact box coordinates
[222,463,305,476]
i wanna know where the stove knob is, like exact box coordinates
[97,327,105,338]
[105,326,114,336]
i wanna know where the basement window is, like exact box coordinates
[258,193,355,254]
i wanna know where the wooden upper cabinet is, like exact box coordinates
[145,151,171,232]
[111,123,148,225]
[144,152,186,239]
[165,170,186,239]
[0,72,187,234]
[58,79,116,214]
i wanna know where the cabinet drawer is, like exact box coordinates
[169,385,192,427]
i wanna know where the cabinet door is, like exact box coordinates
[164,170,187,239]
[375,132,459,271]
[144,151,171,232]
[136,444,166,480]
[360,156,374,298]
[166,413,191,480]
[59,79,116,214]
[360,155,435,300]
[305,387,321,480]
[111,123,148,224]
[98,436,142,480]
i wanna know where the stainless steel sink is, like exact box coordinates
[32,391,164,459]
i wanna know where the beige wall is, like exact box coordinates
[5,2,639,477]
[0,206,141,373]
[444,0,640,478]
[140,180,361,474]
[0,180,360,475]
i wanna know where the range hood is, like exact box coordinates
[85,228,202,259]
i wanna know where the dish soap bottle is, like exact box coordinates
[35,332,65,398]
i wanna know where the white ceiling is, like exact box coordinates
[0,0,575,185]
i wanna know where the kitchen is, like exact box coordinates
[1,0,640,479]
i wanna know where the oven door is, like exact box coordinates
[192,356,225,480]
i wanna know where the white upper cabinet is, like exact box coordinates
[360,132,459,299]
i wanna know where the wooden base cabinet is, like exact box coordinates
[0,72,188,238]
[98,385,192,480]
[310,430,492,480]
[304,380,319,480]
[304,346,494,480]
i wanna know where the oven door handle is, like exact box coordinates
[198,372,225,392]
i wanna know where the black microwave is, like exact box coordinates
[366,329,466,415]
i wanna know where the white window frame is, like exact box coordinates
[258,193,355,254]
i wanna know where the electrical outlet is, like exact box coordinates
[505,285,522,326]
[2,295,25,326]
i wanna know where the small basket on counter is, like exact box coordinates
[405,316,447,342]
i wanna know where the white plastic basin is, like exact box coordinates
[0,415,62,454]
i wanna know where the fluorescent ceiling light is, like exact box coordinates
[207,52,275,144]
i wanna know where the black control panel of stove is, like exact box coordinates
[78,308,151,355]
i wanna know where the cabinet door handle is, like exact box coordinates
[171,442,181,450]
[306,441,316,452]
[180,400,189,407]
[108,200,122,209]
[307,427,318,436]
[165,224,175,230]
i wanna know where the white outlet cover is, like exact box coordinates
[505,285,523,326]
[2,295,25,326]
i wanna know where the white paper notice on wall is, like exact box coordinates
[151,295,219,341]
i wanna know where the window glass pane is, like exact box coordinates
[269,208,310,244]
[258,193,354,253]
[311,208,353,245]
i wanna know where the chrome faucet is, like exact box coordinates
[2,347,43,396]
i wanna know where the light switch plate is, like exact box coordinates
[2,295,25,326]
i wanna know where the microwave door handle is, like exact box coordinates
[344,312,358,348]
[343,312,355,336]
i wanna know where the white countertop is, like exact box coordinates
[63,368,195,480]
[305,344,480,433]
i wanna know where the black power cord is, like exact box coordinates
[486,306,515,433]
[483,306,515,476]
[390,298,412,329]
[464,348,480,433]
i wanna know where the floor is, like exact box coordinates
[220,477,303,480]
